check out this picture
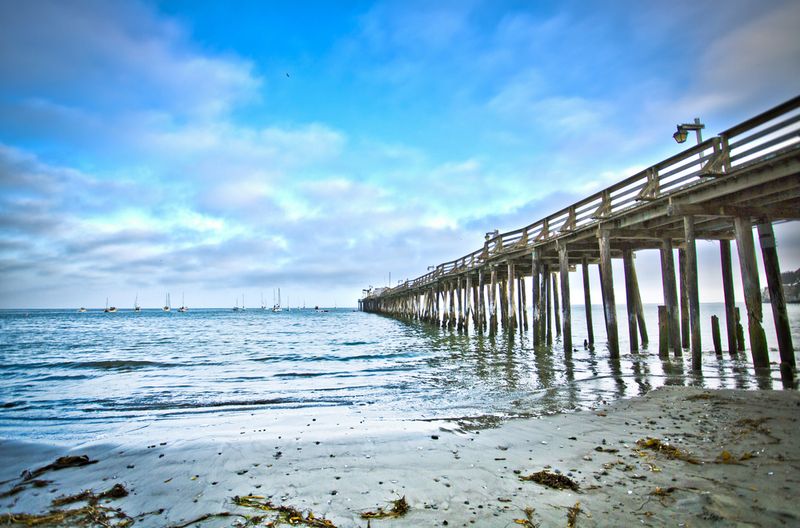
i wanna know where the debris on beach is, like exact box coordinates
[0,479,51,498]
[360,496,410,519]
[734,417,779,443]
[519,470,579,491]
[52,483,129,506]
[0,484,132,527]
[233,495,338,527]
[566,501,581,527]
[21,455,98,481]
[513,506,539,527]
[715,450,756,464]
[0,506,133,527]
[635,438,699,464]
[685,393,715,401]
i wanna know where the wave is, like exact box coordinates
[2,360,186,371]
[81,397,351,412]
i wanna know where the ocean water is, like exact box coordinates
[0,304,797,443]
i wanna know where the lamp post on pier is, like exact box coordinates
[672,118,704,144]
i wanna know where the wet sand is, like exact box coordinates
[2,386,799,527]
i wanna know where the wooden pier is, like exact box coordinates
[360,96,800,382]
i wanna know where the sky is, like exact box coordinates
[0,0,799,309]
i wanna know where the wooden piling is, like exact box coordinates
[622,248,639,352]
[520,276,529,332]
[684,216,702,370]
[545,264,553,344]
[735,307,745,351]
[630,253,648,347]
[757,222,795,372]
[678,248,690,349]
[457,276,464,332]
[598,230,620,357]
[552,273,561,337]
[499,277,509,331]
[478,270,486,332]
[489,267,498,334]
[448,281,456,330]
[582,256,594,346]
[719,240,738,355]
[532,250,542,344]
[660,238,681,356]
[658,305,669,358]
[711,315,722,356]
[507,262,517,331]
[558,243,572,353]
[465,274,472,333]
[733,217,769,368]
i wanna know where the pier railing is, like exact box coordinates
[373,95,800,298]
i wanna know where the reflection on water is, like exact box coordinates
[0,303,795,442]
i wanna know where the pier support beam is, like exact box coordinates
[552,273,561,337]
[757,221,796,377]
[720,240,738,355]
[478,270,486,332]
[734,217,769,368]
[532,250,543,344]
[558,243,572,353]
[598,230,620,357]
[679,249,690,350]
[499,277,509,331]
[489,267,498,335]
[582,256,594,347]
[520,276,528,332]
[684,216,702,370]
[507,261,517,332]
[456,277,464,331]
[464,273,474,332]
[660,238,681,356]
[622,248,639,352]
[545,264,553,344]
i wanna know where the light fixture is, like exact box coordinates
[672,128,689,144]
[673,118,705,144]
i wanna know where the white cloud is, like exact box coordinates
[0,0,260,119]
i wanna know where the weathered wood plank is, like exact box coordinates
[582,256,594,347]
[684,215,702,370]
[598,230,620,357]
[559,243,572,353]
[719,240,738,356]
[757,222,795,375]
[733,217,769,368]
[622,248,639,352]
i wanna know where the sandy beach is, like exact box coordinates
[1,386,799,527]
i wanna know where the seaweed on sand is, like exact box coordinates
[635,438,700,464]
[519,470,579,491]
[566,502,581,528]
[233,495,338,527]
[360,496,409,519]
[0,483,132,527]
[21,455,98,481]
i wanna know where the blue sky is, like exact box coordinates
[1,0,799,308]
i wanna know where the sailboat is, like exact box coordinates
[233,297,240,312]
[178,292,188,312]
[134,294,141,313]
[241,294,246,311]
[260,292,267,310]
[162,293,171,312]
[104,298,117,313]
[272,288,282,312]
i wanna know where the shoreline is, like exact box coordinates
[2,386,799,527]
